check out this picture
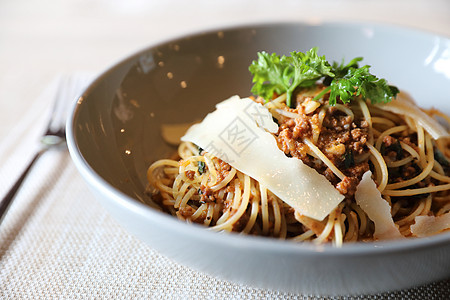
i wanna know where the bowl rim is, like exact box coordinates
[66,20,450,257]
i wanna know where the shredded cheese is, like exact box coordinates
[380,93,449,140]
[410,213,450,237]
[355,171,404,240]
[161,121,199,145]
[182,96,344,221]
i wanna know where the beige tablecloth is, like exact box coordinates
[1,0,450,298]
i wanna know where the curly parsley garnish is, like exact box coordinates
[198,161,206,174]
[249,47,399,108]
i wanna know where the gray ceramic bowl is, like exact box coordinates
[67,22,450,296]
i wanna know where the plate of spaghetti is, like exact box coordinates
[67,22,450,295]
[147,48,450,247]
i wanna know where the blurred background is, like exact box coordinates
[0,0,449,140]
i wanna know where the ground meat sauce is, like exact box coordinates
[177,156,234,222]
[185,170,196,180]
[275,89,370,198]
[198,157,231,203]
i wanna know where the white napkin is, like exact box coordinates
[0,74,448,299]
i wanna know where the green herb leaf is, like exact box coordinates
[249,48,399,107]
[434,148,450,167]
[249,47,333,107]
[328,65,399,105]
[343,150,355,168]
[198,161,206,174]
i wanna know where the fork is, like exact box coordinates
[0,74,90,225]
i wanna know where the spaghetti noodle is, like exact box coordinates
[146,71,450,246]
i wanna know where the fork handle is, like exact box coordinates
[0,149,46,225]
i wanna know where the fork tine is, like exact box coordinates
[45,74,91,137]
[0,73,93,225]
[46,75,72,135]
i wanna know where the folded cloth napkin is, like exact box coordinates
[0,74,449,299]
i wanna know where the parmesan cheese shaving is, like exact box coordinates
[182,96,344,221]
[379,93,449,140]
[161,121,199,145]
[355,171,404,240]
[410,213,450,237]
